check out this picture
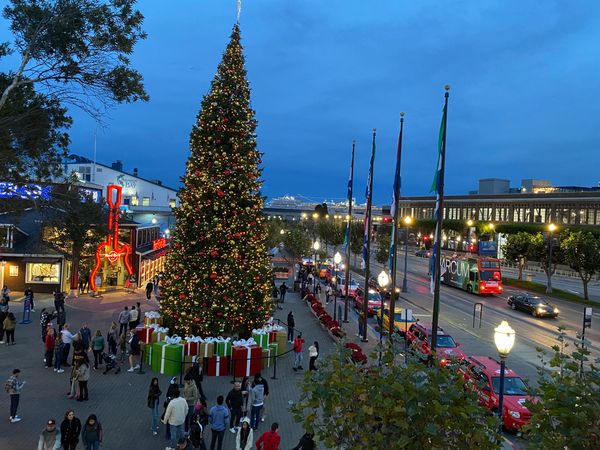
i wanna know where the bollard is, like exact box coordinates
[138,348,145,374]
[271,352,278,380]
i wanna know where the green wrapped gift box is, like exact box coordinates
[143,343,153,365]
[151,342,168,374]
[215,339,232,357]
[268,342,278,357]
[162,343,184,375]
[252,332,269,349]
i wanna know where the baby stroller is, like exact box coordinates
[102,352,120,374]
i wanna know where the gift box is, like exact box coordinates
[144,311,163,326]
[252,329,269,349]
[268,342,278,358]
[183,336,202,356]
[151,327,169,343]
[143,343,153,365]
[182,354,196,374]
[136,326,154,343]
[261,348,273,369]
[274,331,287,351]
[162,343,184,376]
[199,341,215,358]
[231,345,262,377]
[207,355,229,376]
[215,337,232,357]
[151,341,168,374]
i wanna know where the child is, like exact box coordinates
[118,332,127,362]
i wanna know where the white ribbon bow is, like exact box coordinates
[165,335,182,345]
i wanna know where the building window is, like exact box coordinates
[26,262,60,284]
[131,195,139,206]
[169,199,176,208]
[142,197,150,206]
[77,166,91,182]
[9,265,18,277]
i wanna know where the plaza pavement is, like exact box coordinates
[0,286,335,450]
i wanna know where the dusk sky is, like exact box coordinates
[2,0,600,204]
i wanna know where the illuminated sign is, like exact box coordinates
[0,182,100,202]
[90,185,133,291]
[152,238,167,250]
[116,174,137,189]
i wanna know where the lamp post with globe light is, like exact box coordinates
[402,216,412,292]
[313,240,320,294]
[377,270,389,345]
[494,320,516,432]
[546,223,557,294]
[333,251,342,321]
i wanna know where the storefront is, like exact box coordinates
[135,230,169,287]
[0,255,66,294]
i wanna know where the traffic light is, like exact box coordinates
[468,244,475,252]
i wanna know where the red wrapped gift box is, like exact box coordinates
[231,345,262,377]
[183,341,199,356]
[135,326,153,343]
[207,355,229,376]
[268,331,277,343]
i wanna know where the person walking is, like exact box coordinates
[60,324,76,366]
[77,360,90,401]
[107,322,118,356]
[279,283,288,303]
[145,281,154,301]
[53,290,65,313]
[325,284,332,303]
[79,323,92,352]
[248,381,264,430]
[118,306,130,336]
[67,361,80,400]
[286,311,295,343]
[147,377,162,436]
[235,417,253,450]
[255,423,280,450]
[129,305,139,330]
[54,331,64,373]
[38,418,61,450]
[208,395,229,450]
[127,329,141,372]
[45,328,56,368]
[185,356,206,400]
[81,414,102,450]
[40,308,52,341]
[0,308,7,344]
[290,432,316,450]
[162,387,187,450]
[292,333,305,371]
[24,287,35,311]
[308,341,319,371]
[164,377,180,441]
[5,368,25,422]
[1,285,10,302]
[253,373,269,424]
[3,312,17,345]
[60,410,82,450]
[358,311,365,338]
[91,330,104,370]
[189,413,206,450]
[241,377,252,419]
[226,381,244,433]
[183,375,199,433]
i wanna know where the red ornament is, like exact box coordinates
[179,293,186,300]
[217,190,225,197]
[210,250,218,258]
[209,272,218,280]
[224,169,232,175]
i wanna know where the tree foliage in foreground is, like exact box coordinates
[524,328,600,449]
[291,340,500,449]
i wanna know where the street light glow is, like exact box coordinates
[313,241,320,251]
[467,219,474,227]
[312,212,319,219]
[548,223,557,232]
[334,251,342,265]
[489,223,495,230]
[377,270,389,288]
[280,229,285,235]
[151,218,157,224]
[404,216,412,225]
[494,320,516,358]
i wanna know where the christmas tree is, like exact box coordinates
[161,24,272,337]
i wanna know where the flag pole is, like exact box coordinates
[343,140,356,323]
[388,113,404,335]
[362,129,376,342]
[430,86,450,354]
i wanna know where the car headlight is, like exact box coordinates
[537,307,544,314]
[509,410,521,419]
[553,308,559,313]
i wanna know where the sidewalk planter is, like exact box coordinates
[215,337,232,357]
[252,330,269,349]
[231,345,262,377]
[207,355,229,376]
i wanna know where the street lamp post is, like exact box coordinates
[377,270,389,346]
[494,320,516,433]
[313,240,320,294]
[333,251,342,321]
[546,223,557,294]
[402,216,412,292]
[489,223,495,242]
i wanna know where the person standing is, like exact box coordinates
[147,377,162,436]
[91,330,104,370]
[38,418,61,450]
[81,414,102,450]
[325,284,332,303]
[308,341,319,371]
[5,368,25,422]
[235,417,253,450]
[189,413,206,450]
[54,331,64,373]
[129,305,138,330]
[60,410,82,450]
[208,395,229,450]
[60,324,76,366]
[79,323,92,352]
[77,359,90,401]
[292,333,305,371]
[53,290,65,313]
[241,377,252,419]
[164,377,180,441]
[248,382,264,431]
[286,311,295,343]
[183,375,199,433]
[24,287,35,311]
[57,309,66,332]
[127,329,141,372]
[255,423,280,450]
[3,312,17,345]
[44,328,56,369]
[290,432,316,450]
[145,281,154,301]
[1,285,10,302]
[118,306,130,336]
[0,308,7,344]
[279,283,288,303]
[226,382,244,433]
[107,322,118,356]
[162,387,187,450]
[185,356,206,401]
[253,373,269,424]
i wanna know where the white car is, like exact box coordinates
[336,275,360,298]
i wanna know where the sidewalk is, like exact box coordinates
[0,287,332,449]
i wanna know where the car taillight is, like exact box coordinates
[440,358,447,366]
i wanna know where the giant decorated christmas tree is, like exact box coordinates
[161,24,272,337]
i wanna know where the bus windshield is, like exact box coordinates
[480,271,501,281]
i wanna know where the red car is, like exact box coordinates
[405,323,467,365]
[459,355,533,431]
[353,288,384,316]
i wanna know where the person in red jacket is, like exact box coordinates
[44,328,56,368]
[292,334,305,371]
[255,422,280,450]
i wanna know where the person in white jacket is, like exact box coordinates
[162,388,188,450]
[235,417,253,450]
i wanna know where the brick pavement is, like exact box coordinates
[0,285,334,450]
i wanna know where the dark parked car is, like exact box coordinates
[507,293,559,318]
[415,249,432,258]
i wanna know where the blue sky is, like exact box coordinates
[2,0,600,203]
